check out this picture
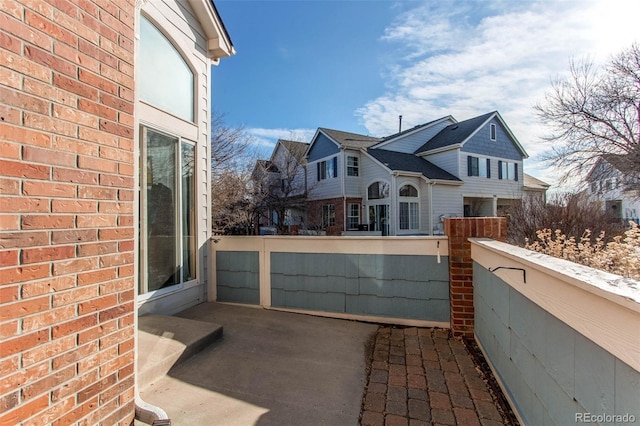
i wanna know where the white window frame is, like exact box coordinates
[398,184,419,231]
[490,123,497,141]
[322,204,335,227]
[347,203,360,230]
[347,155,359,177]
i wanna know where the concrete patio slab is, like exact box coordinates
[137,314,223,390]
[137,302,379,426]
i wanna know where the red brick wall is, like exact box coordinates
[0,1,136,424]
[307,197,362,234]
[444,217,507,337]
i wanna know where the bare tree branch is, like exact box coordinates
[535,43,640,189]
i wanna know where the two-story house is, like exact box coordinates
[253,139,309,232]
[303,111,530,235]
[586,154,640,224]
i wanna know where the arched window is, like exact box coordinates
[139,16,194,121]
[368,181,389,199]
[399,184,419,230]
[399,184,418,197]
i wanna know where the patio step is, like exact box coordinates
[137,314,223,390]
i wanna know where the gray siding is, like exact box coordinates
[378,120,455,153]
[344,150,361,196]
[216,251,260,304]
[462,118,522,160]
[308,133,340,162]
[271,253,450,322]
[431,185,463,234]
[307,155,342,200]
[474,264,640,425]
[422,149,460,178]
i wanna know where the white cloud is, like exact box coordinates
[357,0,640,188]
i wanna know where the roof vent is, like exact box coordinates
[451,125,459,130]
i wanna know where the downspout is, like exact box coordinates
[134,2,169,423]
[341,148,346,233]
[428,180,434,235]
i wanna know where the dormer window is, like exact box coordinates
[490,123,497,141]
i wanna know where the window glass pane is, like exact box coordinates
[410,202,419,229]
[399,185,417,197]
[146,129,177,291]
[347,203,359,229]
[478,159,487,177]
[140,16,194,121]
[399,202,409,229]
[181,142,196,282]
[347,156,359,176]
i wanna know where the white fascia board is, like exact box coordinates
[415,144,461,157]
[303,128,341,159]
[188,0,235,60]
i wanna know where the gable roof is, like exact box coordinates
[414,112,494,153]
[274,139,309,163]
[371,115,455,149]
[523,173,550,190]
[319,128,383,150]
[413,111,528,158]
[367,148,462,182]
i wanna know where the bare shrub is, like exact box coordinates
[525,221,640,280]
[506,192,625,246]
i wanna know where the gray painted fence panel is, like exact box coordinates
[216,251,260,305]
[271,252,449,322]
[474,263,640,425]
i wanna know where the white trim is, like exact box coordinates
[415,144,461,157]
[471,238,640,372]
[186,0,235,59]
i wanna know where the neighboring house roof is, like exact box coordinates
[586,153,638,181]
[367,148,462,182]
[319,128,383,150]
[255,159,279,173]
[414,111,528,158]
[523,173,550,191]
[373,116,455,148]
[277,139,309,163]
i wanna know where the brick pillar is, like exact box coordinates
[0,1,136,424]
[444,217,507,337]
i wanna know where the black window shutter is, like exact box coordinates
[317,162,320,181]
[498,161,503,179]
[486,158,491,178]
[332,157,338,177]
[467,156,472,176]
[514,163,519,181]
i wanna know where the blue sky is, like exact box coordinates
[212,0,639,187]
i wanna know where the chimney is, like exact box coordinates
[398,115,402,133]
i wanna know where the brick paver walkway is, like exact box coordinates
[360,327,511,426]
